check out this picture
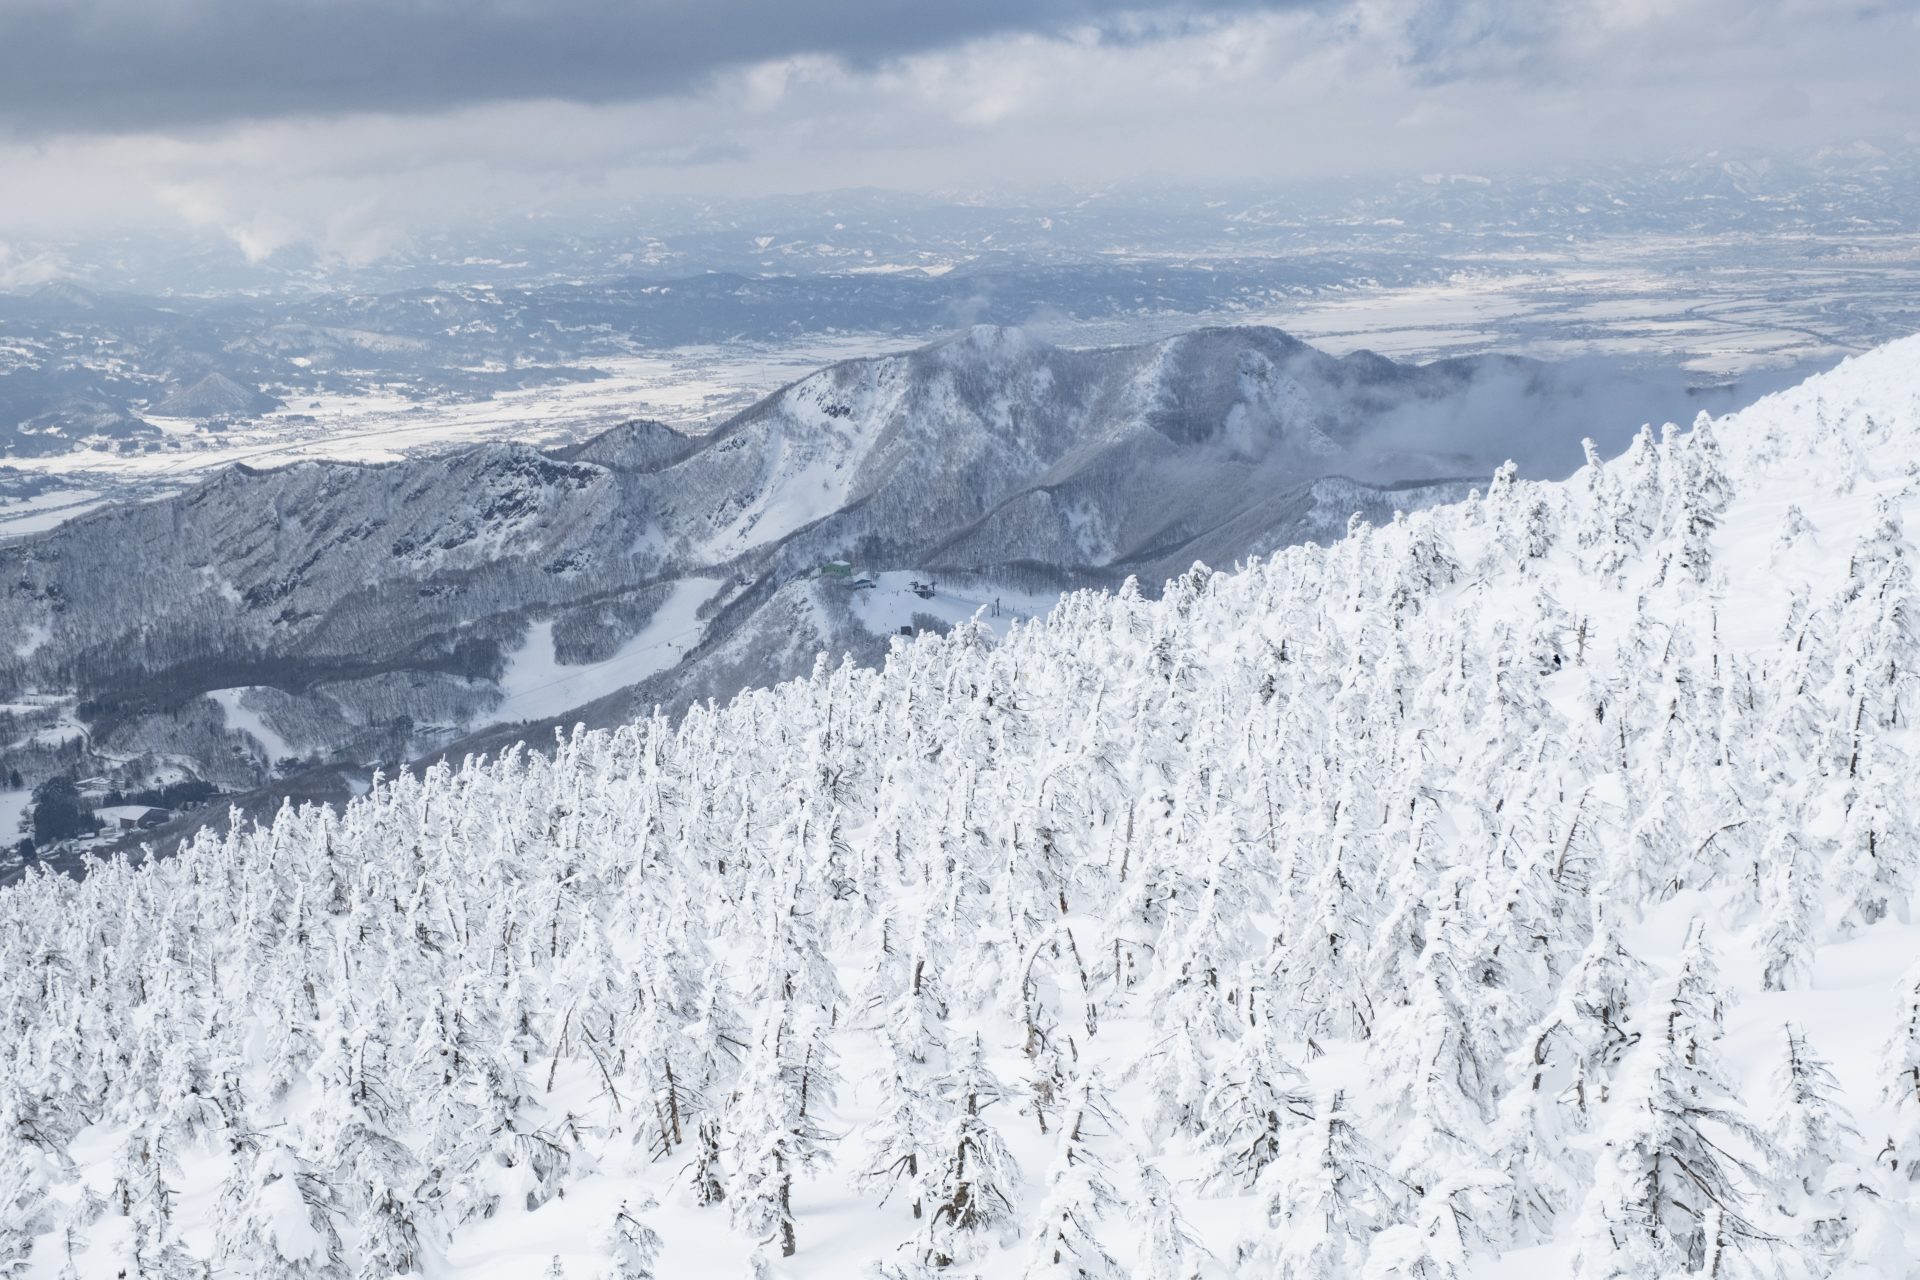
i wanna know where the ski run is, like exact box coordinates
[5,336,1920,1278]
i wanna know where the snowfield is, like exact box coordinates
[207,688,299,767]
[494,579,727,725]
[848,572,1057,641]
[4,337,1920,1277]
[0,787,27,844]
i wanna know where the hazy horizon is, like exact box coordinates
[2,0,1915,264]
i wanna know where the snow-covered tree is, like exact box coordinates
[214,1138,345,1279]
[726,1007,837,1257]
[1020,1074,1125,1279]
[1199,1018,1306,1191]
[1768,1024,1861,1258]
[1883,959,1920,1180]
[1252,1090,1404,1279]
[604,1196,664,1280]
[1572,927,1771,1278]
[921,1037,1020,1268]
[1758,830,1822,992]
[1132,1157,1205,1280]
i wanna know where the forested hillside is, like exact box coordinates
[2,324,1519,817]
[3,337,1919,1277]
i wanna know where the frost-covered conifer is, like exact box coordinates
[691,1117,727,1206]
[457,1054,572,1220]
[1832,762,1916,932]
[1199,1017,1305,1191]
[726,1005,837,1257]
[1883,960,1920,1180]
[1758,830,1822,992]
[604,1196,664,1280]
[1490,909,1650,1238]
[1132,1157,1204,1280]
[214,1138,345,1279]
[1253,1090,1403,1279]
[858,1003,946,1219]
[0,1145,51,1278]
[1768,1025,1860,1258]
[1272,832,1376,1045]
[921,1037,1020,1268]
[1373,871,1509,1199]
[1366,1172,1503,1280]
[1572,927,1770,1278]
[1020,1074,1125,1279]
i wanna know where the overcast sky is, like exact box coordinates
[0,0,1915,258]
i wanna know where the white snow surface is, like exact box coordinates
[699,362,903,558]
[493,577,724,723]
[0,788,26,842]
[4,338,1920,1276]
[848,572,1058,640]
[0,489,108,542]
[11,621,49,658]
[207,687,296,765]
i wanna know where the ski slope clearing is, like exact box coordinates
[4,339,1920,1277]
[848,572,1057,640]
[207,688,298,767]
[494,578,726,724]
[0,788,26,844]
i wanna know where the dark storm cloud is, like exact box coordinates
[0,0,1305,133]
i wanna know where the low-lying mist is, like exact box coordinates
[1359,352,1842,483]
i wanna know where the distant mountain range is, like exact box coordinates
[9,149,1916,463]
[10,146,1918,297]
[0,324,1752,864]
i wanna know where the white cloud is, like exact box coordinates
[0,1,1910,253]
[0,241,70,289]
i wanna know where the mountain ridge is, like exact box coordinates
[0,324,1747,859]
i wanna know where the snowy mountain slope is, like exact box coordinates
[721,325,1529,580]
[151,372,281,420]
[0,325,1533,826]
[2,337,1919,1275]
